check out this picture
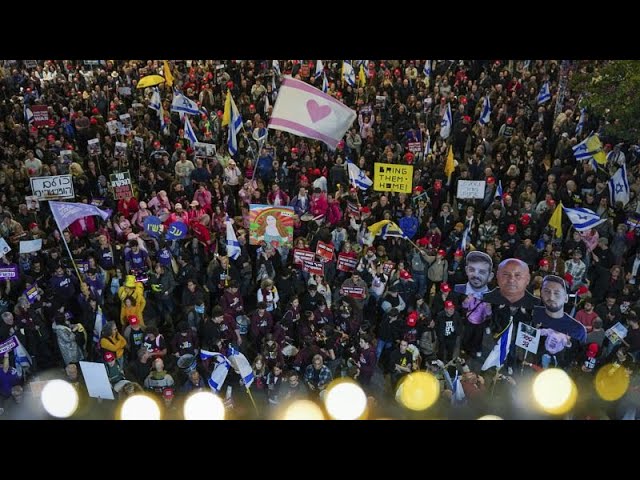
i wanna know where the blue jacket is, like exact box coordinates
[399,215,419,240]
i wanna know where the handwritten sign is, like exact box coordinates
[302,259,324,276]
[373,162,413,193]
[315,241,334,263]
[515,322,541,354]
[30,175,74,200]
[109,171,133,200]
[293,249,314,266]
[144,216,164,238]
[456,180,486,199]
[337,254,358,272]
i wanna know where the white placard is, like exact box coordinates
[19,239,42,254]
[79,361,115,400]
[605,322,628,346]
[0,237,10,259]
[515,322,541,354]
[30,175,74,200]
[456,180,486,199]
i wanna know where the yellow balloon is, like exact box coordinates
[397,372,440,411]
[595,363,630,401]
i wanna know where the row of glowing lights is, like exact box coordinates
[40,365,630,419]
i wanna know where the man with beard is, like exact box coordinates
[454,251,494,298]
[533,275,587,368]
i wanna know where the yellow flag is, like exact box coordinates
[358,65,366,87]
[163,60,174,87]
[444,145,455,181]
[586,134,607,165]
[548,202,563,238]
[222,90,232,127]
[367,220,392,237]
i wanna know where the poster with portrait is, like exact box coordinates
[249,204,295,248]
[87,138,102,156]
[114,142,127,159]
[106,120,118,136]
[60,150,73,164]
[133,136,144,153]
[118,114,132,135]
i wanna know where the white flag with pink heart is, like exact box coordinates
[268,76,357,150]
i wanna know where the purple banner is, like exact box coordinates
[0,266,18,280]
[49,201,111,231]
[24,284,39,303]
[0,336,18,355]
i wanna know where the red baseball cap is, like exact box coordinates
[507,224,517,233]
[399,269,412,280]
[103,351,116,362]
[521,214,531,226]
[440,283,451,293]
[162,388,175,399]
[454,249,464,257]
[444,300,455,309]
[416,237,429,247]
[486,176,495,184]
[539,258,550,267]
[360,206,371,214]
[437,249,446,256]
[128,315,139,326]
[28,222,38,230]
[413,185,424,193]
[406,311,418,327]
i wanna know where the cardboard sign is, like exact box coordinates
[0,266,19,280]
[337,253,358,272]
[293,248,314,266]
[605,322,628,346]
[315,241,334,263]
[456,180,486,199]
[373,162,413,193]
[302,259,324,276]
[31,105,49,127]
[341,285,366,299]
[79,361,115,400]
[515,322,541,354]
[109,171,133,200]
[30,175,74,200]
[87,138,102,156]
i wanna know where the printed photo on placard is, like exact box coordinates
[114,142,127,159]
[87,138,101,156]
[133,136,144,153]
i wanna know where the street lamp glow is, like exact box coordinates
[324,381,367,420]
[120,394,161,420]
[282,400,325,420]
[184,391,225,420]
[532,368,577,415]
[41,380,79,418]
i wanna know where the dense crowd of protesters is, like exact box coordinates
[0,59,639,419]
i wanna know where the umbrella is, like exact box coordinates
[136,75,166,89]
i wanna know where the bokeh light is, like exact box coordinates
[41,380,79,418]
[478,415,503,420]
[324,381,367,420]
[396,372,440,411]
[595,363,630,401]
[532,368,577,415]
[120,394,161,420]
[183,391,225,420]
[282,400,325,420]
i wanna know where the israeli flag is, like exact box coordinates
[226,217,241,260]
[460,225,471,251]
[92,306,106,346]
[227,345,254,388]
[272,60,281,78]
[451,371,466,405]
[13,336,32,377]
[609,164,630,207]
[496,180,504,206]
[575,108,586,136]
[315,60,324,79]
[440,103,452,140]
[424,134,431,157]
[184,116,198,145]
[572,134,592,160]
[523,60,531,71]
[537,81,551,105]
[482,322,513,371]
[171,88,201,115]
[423,60,431,78]
[24,104,34,125]
[227,93,243,156]
[563,206,607,231]
[347,160,373,190]
[322,72,328,93]
[343,60,356,87]
[479,95,491,126]
[149,87,161,112]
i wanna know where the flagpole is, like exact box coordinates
[50,205,83,280]
[245,386,259,416]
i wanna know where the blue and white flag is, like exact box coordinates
[226,217,241,260]
[315,60,324,79]
[523,60,531,71]
[149,87,161,112]
[322,72,328,94]
[227,345,254,388]
[343,60,356,87]
[92,306,105,346]
[537,81,551,105]
[451,371,466,405]
[479,96,491,126]
[347,160,372,190]
[227,92,243,156]
[575,107,586,136]
[609,164,630,207]
[563,206,607,231]
[13,336,32,377]
[496,180,504,207]
[423,60,431,78]
[424,133,431,157]
[24,104,33,125]
[460,226,471,251]
[482,322,513,371]
[440,103,452,140]
[171,88,201,115]
[184,116,198,145]
[272,60,281,78]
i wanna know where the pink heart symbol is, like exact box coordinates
[306,100,331,123]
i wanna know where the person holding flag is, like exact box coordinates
[222,89,243,156]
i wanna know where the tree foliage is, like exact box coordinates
[570,60,640,143]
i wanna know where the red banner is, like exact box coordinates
[302,260,324,276]
[32,105,50,127]
[293,248,315,266]
[382,261,395,275]
[337,253,358,272]
[315,241,334,263]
